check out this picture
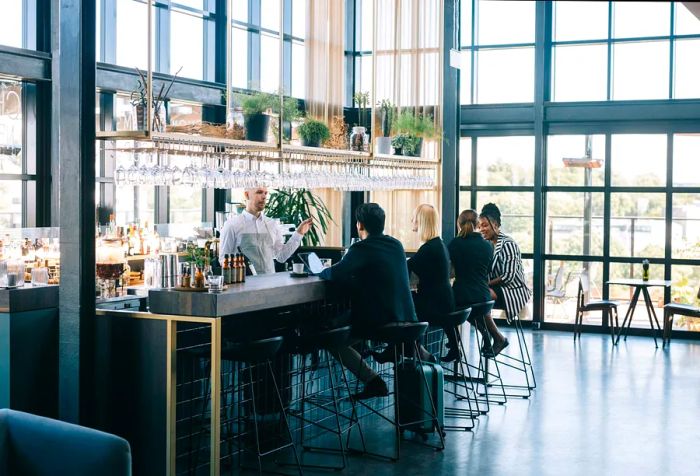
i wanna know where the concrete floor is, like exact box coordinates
[293,329,700,476]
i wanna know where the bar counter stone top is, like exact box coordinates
[0,284,59,313]
[148,272,327,317]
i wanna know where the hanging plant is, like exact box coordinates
[265,189,335,247]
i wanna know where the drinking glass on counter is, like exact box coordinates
[0,260,7,287]
[31,267,49,286]
[207,274,224,293]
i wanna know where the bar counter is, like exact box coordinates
[94,273,332,476]
[1,285,59,418]
[148,272,327,317]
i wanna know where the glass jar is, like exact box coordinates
[350,126,367,152]
[96,238,126,298]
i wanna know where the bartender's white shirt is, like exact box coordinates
[219,210,303,269]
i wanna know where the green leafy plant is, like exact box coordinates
[265,189,335,246]
[281,95,302,123]
[353,90,370,129]
[297,118,330,146]
[392,110,440,139]
[183,243,208,269]
[391,133,421,156]
[236,91,277,117]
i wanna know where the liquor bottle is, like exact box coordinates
[233,254,241,283]
[238,254,246,283]
[642,259,650,281]
[224,254,232,284]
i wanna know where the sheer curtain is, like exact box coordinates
[305,0,345,122]
[370,0,443,250]
[305,0,346,245]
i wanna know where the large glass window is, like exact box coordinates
[232,27,249,89]
[476,136,535,186]
[550,1,700,101]
[544,260,604,324]
[674,39,700,99]
[673,134,700,187]
[0,0,23,49]
[672,193,700,260]
[460,0,535,105]
[477,0,535,45]
[610,134,666,187]
[552,44,608,102]
[675,2,700,35]
[116,0,149,70]
[612,41,670,100]
[547,192,604,256]
[547,135,605,187]
[260,34,280,93]
[0,81,30,228]
[610,193,666,258]
[553,1,608,42]
[612,2,670,39]
[670,265,700,332]
[171,10,205,80]
[476,47,534,104]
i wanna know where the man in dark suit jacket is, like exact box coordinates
[320,203,417,400]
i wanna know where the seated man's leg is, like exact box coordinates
[329,339,388,400]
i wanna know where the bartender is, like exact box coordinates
[219,186,313,274]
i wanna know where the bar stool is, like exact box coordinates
[193,336,302,475]
[356,321,445,462]
[429,308,479,431]
[283,326,366,471]
[464,301,508,407]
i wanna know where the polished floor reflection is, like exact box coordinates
[302,329,700,476]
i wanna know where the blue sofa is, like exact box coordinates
[0,409,131,476]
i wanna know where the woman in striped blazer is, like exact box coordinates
[478,203,532,356]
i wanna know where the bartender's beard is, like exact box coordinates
[247,200,265,216]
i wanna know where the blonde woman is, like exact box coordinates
[374,204,456,363]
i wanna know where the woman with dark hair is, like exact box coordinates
[478,203,532,356]
[448,209,508,359]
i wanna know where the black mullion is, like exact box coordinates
[157,2,170,74]
[669,2,675,99]
[470,135,477,207]
[36,0,51,53]
[533,0,549,323]
[606,1,613,101]
[664,133,673,305]
[473,186,535,192]
[101,0,117,64]
[602,132,611,300]
[100,93,116,214]
[249,0,261,88]
[282,0,292,95]
[544,254,606,263]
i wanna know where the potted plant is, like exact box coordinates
[279,94,302,142]
[392,110,439,157]
[237,91,276,142]
[351,91,370,151]
[376,99,394,154]
[130,79,147,130]
[131,67,181,132]
[265,189,335,247]
[297,118,330,148]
